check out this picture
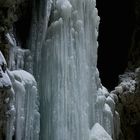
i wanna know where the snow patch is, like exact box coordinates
[0,51,7,65]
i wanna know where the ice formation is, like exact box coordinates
[9,70,40,140]
[0,51,14,140]
[28,0,120,140]
[6,33,33,73]
[0,48,39,140]
[0,0,122,140]
[90,123,112,140]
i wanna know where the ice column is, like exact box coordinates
[8,70,40,140]
[36,0,100,140]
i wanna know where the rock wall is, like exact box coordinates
[114,0,140,140]
[0,0,32,62]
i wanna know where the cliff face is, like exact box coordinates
[128,0,140,69]
[0,1,39,140]
[115,0,140,140]
[0,0,31,62]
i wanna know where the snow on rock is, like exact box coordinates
[0,71,12,89]
[90,123,112,140]
[0,51,15,140]
[0,51,7,65]
[0,50,12,89]
[0,51,39,140]
[118,71,136,94]
[115,86,123,94]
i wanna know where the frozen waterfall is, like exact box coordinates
[28,0,119,140]
[0,0,121,140]
[39,0,100,139]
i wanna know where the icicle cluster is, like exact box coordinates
[95,86,120,140]
[8,70,40,140]
[0,33,40,140]
[6,33,33,73]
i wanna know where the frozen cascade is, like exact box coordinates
[28,0,121,140]
[28,0,52,81]
[0,32,40,139]
[0,0,122,139]
[8,70,40,140]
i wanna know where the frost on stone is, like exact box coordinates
[118,71,136,94]
[0,51,15,140]
[90,123,112,140]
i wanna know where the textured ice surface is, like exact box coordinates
[0,51,14,140]
[28,0,120,140]
[6,33,33,73]
[0,51,12,89]
[9,70,40,140]
[29,0,100,140]
[6,33,16,47]
[56,0,72,18]
[90,123,112,140]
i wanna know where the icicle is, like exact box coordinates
[5,33,33,73]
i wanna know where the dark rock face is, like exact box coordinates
[114,70,140,140]
[0,1,32,138]
[128,0,140,69]
[113,0,140,140]
[0,0,32,61]
[0,51,14,140]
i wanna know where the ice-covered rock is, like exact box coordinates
[9,70,40,140]
[90,123,112,140]
[7,34,33,73]
[0,50,39,140]
[0,51,12,89]
[0,51,14,140]
[106,96,115,113]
